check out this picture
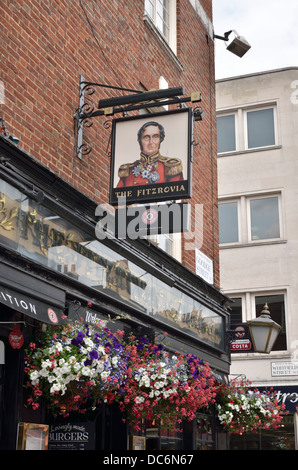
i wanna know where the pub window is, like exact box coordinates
[195,413,214,450]
[144,0,177,53]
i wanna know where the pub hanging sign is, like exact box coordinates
[109,108,193,205]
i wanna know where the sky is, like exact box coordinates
[212,0,298,79]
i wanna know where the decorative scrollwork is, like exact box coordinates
[80,101,95,116]
[83,117,94,128]
[102,119,113,157]
[78,139,93,157]
[103,119,112,129]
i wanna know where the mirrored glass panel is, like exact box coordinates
[0,179,225,350]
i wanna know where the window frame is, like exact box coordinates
[216,112,238,154]
[247,194,282,243]
[217,103,278,155]
[244,106,278,150]
[144,0,177,54]
[227,291,288,354]
[219,192,283,247]
[218,199,240,245]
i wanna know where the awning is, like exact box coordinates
[0,263,66,325]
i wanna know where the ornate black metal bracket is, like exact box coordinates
[74,76,202,159]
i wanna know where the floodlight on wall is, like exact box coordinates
[214,30,251,58]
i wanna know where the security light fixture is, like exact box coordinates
[214,30,251,58]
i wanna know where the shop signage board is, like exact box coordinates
[257,386,298,413]
[48,422,95,450]
[0,284,65,325]
[271,362,298,376]
[230,324,252,352]
[109,108,193,206]
[9,325,24,349]
[195,249,214,285]
[114,201,190,237]
[17,423,49,450]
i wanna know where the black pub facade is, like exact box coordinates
[0,134,230,450]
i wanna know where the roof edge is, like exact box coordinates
[216,66,298,83]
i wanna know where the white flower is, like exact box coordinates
[60,364,71,375]
[30,370,39,381]
[82,366,92,376]
[41,359,52,369]
[39,368,49,378]
[135,396,145,404]
[96,362,105,373]
[84,337,94,348]
[112,356,119,365]
[101,371,110,380]
[50,383,62,394]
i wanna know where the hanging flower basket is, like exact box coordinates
[25,321,129,417]
[215,378,287,434]
[117,334,217,431]
[25,320,217,425]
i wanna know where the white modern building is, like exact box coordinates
[216,67,298,450]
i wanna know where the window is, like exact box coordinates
[255,294,286,351]
[216,114,236,153]
[144,0,177,53]
[229,297,243,326]
[218,201,239,244]
[195,413,214,450]
[249,196,280,240]
[217,105,277,154]
[246,108,275,149]
[147,232,181,261]
[228,293,287,352]
[219,193,282,245]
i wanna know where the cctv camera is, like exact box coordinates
[226,35,251,58]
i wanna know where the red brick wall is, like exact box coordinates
[0,0,219,287]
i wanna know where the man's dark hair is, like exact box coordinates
[137,121,165,147]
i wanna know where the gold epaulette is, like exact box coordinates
[160,156,183,176]
[118,161,138,178]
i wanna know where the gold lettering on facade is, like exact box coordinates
[0,193,18,231]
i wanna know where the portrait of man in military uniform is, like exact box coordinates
[110,108,192,205]
[116,121,184,188]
